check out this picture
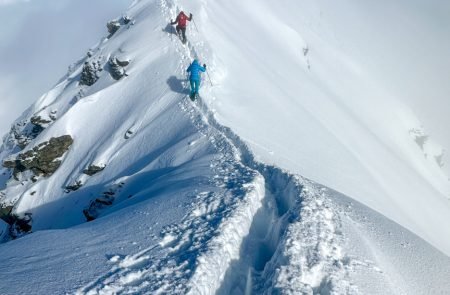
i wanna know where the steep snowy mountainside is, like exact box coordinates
[0,0,243,231]
[0,0,450,294]
[184,0,450,254]
[0,0,132,137]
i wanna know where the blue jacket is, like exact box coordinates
[187,59,206,81]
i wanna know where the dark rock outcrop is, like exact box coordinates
[107,15,134,38]
[83,182,125,221]
[0,205,31,237]
[116,57,130,67]
[107,20,121,36]
[0,206,13,222]
[8,120,44,150]
[30,115,52,127]
[80,60,103,86]
[3,135,73,179]
[83,164,106,176]
[29,112,57,138]
[65,180,83,193]
[8,213,32,236]
[108,57,129,80]
[122,15,132,25]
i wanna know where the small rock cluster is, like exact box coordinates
[0,205,32,238]
[0,205,13,222]
[107,20,121,36]
[409,128,428,150]
[83,182,125,221]
[65,164,106,193]
[29,111,57,134]
[109,57,130,80]
[65,180,83,193]
[80,59,103,86]
[10,121,36,149]
[7,112,56,150]
[107,15,133,38]
[3,135,73,179]
[83,164,106,176]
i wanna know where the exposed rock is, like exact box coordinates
[409,128,428,150]
[303,46,309,56]
[83,182,125,221]
[2,160,18,170]
[0,205,13,222]
[65,180,83,193]
[30,115,52,127]
[0,205,31,237]
[435,152,445,168]
[83,208,96,222]
[83,193,115,221]
[108,57,127,80]
[49,110,58,121]
[107,16,134,38]
[116,57,130,67]
[29,113,56,136]
[122,15,132,25]
[107,20,121,36]
[80,60,103,86]
[9,213,32,236]
[95,196,114,206]
[83,164,106,176]
[3,135,73,179]
[7,119,44,150]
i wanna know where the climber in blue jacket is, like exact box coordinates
[186,59,206,100]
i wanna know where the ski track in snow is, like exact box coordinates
[75,1,360,294]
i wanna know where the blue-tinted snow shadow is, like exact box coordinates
[162,23,177,35]
[167,76,189,95]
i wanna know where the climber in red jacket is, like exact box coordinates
[170,11,192,44]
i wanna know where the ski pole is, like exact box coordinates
[192,18,199,33]
[206,71,213,86]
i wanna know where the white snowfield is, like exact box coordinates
[0,0,449,294]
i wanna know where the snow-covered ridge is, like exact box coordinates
[193,0,450,255]
[0,0,449,294]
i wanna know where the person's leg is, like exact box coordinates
[181,27,187,42]
[189,79,195,97]
[194,79,201,95]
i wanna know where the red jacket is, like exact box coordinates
[173,12,192,28]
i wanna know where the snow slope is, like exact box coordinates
[0,0,449,294]
[182,0,450,254]
[0,0,132,137]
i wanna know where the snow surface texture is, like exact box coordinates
[0,0,450,294]
[184,0,450,254]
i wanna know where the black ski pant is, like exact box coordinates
[176,25,187,41]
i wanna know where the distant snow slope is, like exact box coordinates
[182,0,450,254]
[0,0,132,137]
[0,0,449,294]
